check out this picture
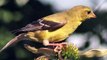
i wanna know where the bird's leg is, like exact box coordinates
[43,40,67,52]
[54,42,67,52]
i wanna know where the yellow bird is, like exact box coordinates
[0,5,96,52]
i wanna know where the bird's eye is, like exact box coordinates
[87,11,91,14]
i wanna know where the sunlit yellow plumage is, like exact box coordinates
[0,5,96,52]
[27,5,96,44]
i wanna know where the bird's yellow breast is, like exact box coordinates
[47,20,82,42]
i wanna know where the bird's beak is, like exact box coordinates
[89,12,96,18]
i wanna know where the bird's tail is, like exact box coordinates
[11,29,28,35]
[0,33,26,53]
[11,29,22,34]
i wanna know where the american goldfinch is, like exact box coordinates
[0,5,96,52]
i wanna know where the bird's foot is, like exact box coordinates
[47,42,67,52]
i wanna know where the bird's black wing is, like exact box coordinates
[14,19,66,33]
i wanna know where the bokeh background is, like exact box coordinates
[0,0,107,60]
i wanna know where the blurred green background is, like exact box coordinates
[0,0,107,60]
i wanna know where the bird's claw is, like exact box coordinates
[54,42,67,52]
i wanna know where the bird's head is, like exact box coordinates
[68,5,96,22]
